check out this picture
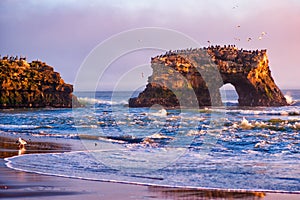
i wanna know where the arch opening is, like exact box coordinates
[219,83,238,106]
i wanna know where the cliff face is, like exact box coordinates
[129,46,287,108]
[0,56,81,108]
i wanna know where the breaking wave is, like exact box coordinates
[78,97,127,106]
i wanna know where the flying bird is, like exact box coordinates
[258,32,267,40]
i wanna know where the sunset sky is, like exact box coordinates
[1,0,300,90]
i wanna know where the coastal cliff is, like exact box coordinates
[0,56,81,108]
[129,45,287,108]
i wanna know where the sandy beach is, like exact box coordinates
[0,135,299,200]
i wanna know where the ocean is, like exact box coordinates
[2,90,300,192]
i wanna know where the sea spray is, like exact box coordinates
[284,93,294,105]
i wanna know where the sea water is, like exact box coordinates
[2,90,300,192]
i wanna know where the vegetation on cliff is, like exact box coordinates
[0,56,81,108]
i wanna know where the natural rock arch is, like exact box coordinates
[129,45,287,108]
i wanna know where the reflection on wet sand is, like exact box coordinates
[18,146,26,156]
[148,186,266,200]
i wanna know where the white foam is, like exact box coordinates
[73,124,98,128]
[148,109,167,117]
[284,94,294,105]
[147,133,173,139]
[240,117,253,129]
[78,97,126,105]
[280,111,289,116]
[294,122,300,129]
[254,140,267,148]
[186,130,206,136]
[0,124,39,129]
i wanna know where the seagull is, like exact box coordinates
[17,137,27,148]
[258,32,267,40]
[261,31,267,36]
[247,37,252,42]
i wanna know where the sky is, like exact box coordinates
[1,0,300,91]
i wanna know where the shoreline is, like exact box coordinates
[0,134,299,199]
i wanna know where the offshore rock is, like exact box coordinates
[0,56,81,108]
[129,45,287,108]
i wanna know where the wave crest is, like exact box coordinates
[78,97,127,105]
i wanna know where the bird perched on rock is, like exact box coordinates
[16,137,27,148]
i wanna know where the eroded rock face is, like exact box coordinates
[0,56,81,108]
[129,46,287,108]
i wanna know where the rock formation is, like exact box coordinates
[0,56,81,108]
[129,45,287,108]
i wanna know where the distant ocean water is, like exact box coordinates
[2,90,300,192]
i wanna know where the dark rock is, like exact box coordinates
[0,56,82,108]
[129,46,287,108]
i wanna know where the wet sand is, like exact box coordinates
[0,135,299,200]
